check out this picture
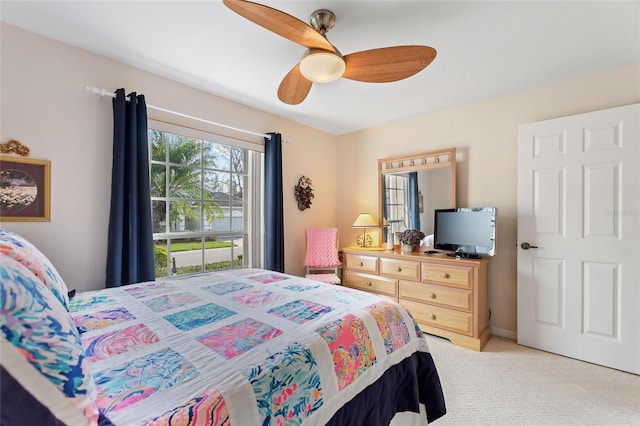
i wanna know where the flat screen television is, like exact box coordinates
[433,207,497,258]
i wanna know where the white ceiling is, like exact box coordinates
[2,1,639,135]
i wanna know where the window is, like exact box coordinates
[383,174,409,236]
[149,120,263,278]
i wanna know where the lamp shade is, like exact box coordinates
[299,51,346,83]
[352,213,377,228]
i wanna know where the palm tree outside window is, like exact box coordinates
[149,123,262,278]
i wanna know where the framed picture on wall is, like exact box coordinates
[0,155,51,221]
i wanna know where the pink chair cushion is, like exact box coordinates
[304,228,340,267]
[305,273,341,285]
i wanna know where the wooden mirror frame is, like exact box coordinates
[377,148,457,245]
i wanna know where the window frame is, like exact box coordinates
[384,173,409,235]
[148,119,264,277]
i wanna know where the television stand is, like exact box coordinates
[447,252,481,259]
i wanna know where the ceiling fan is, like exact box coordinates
[223,0,437,105]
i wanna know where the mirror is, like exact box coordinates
[378,148,456,245]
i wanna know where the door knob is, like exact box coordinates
[520,242,538,250]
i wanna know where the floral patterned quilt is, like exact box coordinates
[70,268,445,425]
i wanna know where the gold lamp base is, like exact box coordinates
[356,234,373,247]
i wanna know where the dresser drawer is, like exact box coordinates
[421,263,473,289]
[400,281,472,311]
[380,257,420,281]
[400,299,473,336]
[344,271,397,297]
[345,254,379,274]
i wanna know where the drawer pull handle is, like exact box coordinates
[367,281,372,287]
[396,267,402,272]
[441,273,450,279]
[429,293,436,299]
[359,262,364,266]
[428,313,436,320]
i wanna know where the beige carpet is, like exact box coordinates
[425,335,640,425]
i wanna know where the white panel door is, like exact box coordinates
[517,103,639,374]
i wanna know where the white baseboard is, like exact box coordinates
[491,327,517,340]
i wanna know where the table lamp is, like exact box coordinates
[352,213,377,247]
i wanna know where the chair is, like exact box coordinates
[304,227,342,285]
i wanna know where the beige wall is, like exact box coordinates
[337,63,640,336]
[0,23,338,291]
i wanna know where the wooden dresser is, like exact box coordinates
[342,247,490,351]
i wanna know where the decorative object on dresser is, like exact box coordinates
[398,229,425,253]
[352,212,377,247]
[383,218,395,250]
[342,247,490,351]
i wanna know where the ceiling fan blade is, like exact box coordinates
[223,0,335,52]
[278,64,313,105]
[342,46,437,83]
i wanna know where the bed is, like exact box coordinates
[0,229,446,425]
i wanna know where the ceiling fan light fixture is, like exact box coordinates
[299,51,345,83]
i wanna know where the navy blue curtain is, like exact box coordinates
[409,172,421,230]
[264,132,285,272]
[106,89,155,288]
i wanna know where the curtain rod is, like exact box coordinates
[85,86,272,140]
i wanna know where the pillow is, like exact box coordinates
[0,229,70,310]
[0,254,100,425]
